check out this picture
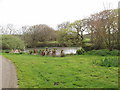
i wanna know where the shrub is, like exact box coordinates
[1,35,25,50]
[5,50,11,53]
[35,42,62,47]
[19,51,25,54]
[76,47,85,55]
[37,50,41,53]
[110,50,120,56]
[93,57,119,67]
[1,50,11,53]
[83,45,94,51]
[84,49,119,56]
[29,50,33,54]
[83,38,91,43]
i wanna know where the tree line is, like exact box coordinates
[57,9,119,51]
[0,9,119,51]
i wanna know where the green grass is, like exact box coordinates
[84,49,119,56]
[3,53,118,88]
[46,41,59,43]
[93,57,119,67]
[38,41,59,44]
[83,38,91,43]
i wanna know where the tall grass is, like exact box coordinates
[84,49,119,56]
[93,57,119,67]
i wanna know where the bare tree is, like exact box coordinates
[88,9,118,50]
[23,24,56,48]
[0,24,20,35]
[57,22,70,30]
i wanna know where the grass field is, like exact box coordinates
[3,53,118,88]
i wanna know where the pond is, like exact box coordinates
[26,47,81,55]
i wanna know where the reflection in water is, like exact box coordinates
[27,47,81,55]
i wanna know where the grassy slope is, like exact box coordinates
[3,53,118,88]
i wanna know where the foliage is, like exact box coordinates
[23,24,57,48]
[84,49,119,56]
[76,47,85,55]
[2,50,11,53]
[88,9,119,51]
[1,9,119,50]
[56,9,119,50]
[1,35,25,50]
[93,57,119,67]
[83,38,91,43]
[19,51,25,54]
[83,46,93,51]
[36,41,62,47]
[57,20,88,47]
[58,28,80,47]
[3,53,118,88]
[29,50,34,54]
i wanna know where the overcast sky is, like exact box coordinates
[0,0,119,29]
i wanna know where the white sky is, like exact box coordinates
[0,0,119,30]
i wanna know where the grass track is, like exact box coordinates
[3,53,118,88]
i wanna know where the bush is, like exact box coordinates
[76,47,85,55]
[84,49,119,56]
[29,50,33,54]
[34,41,62,47]
[19,51,25,54]
[110,50,120,56]
[113,44,120,50]
[1,50,11,53]
[5,50,11,53]
[93,57,119,67]
[83,45,94,51]
[1,35,25,50]
[83,38,91,43]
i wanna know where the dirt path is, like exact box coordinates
[0,55,18,88]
